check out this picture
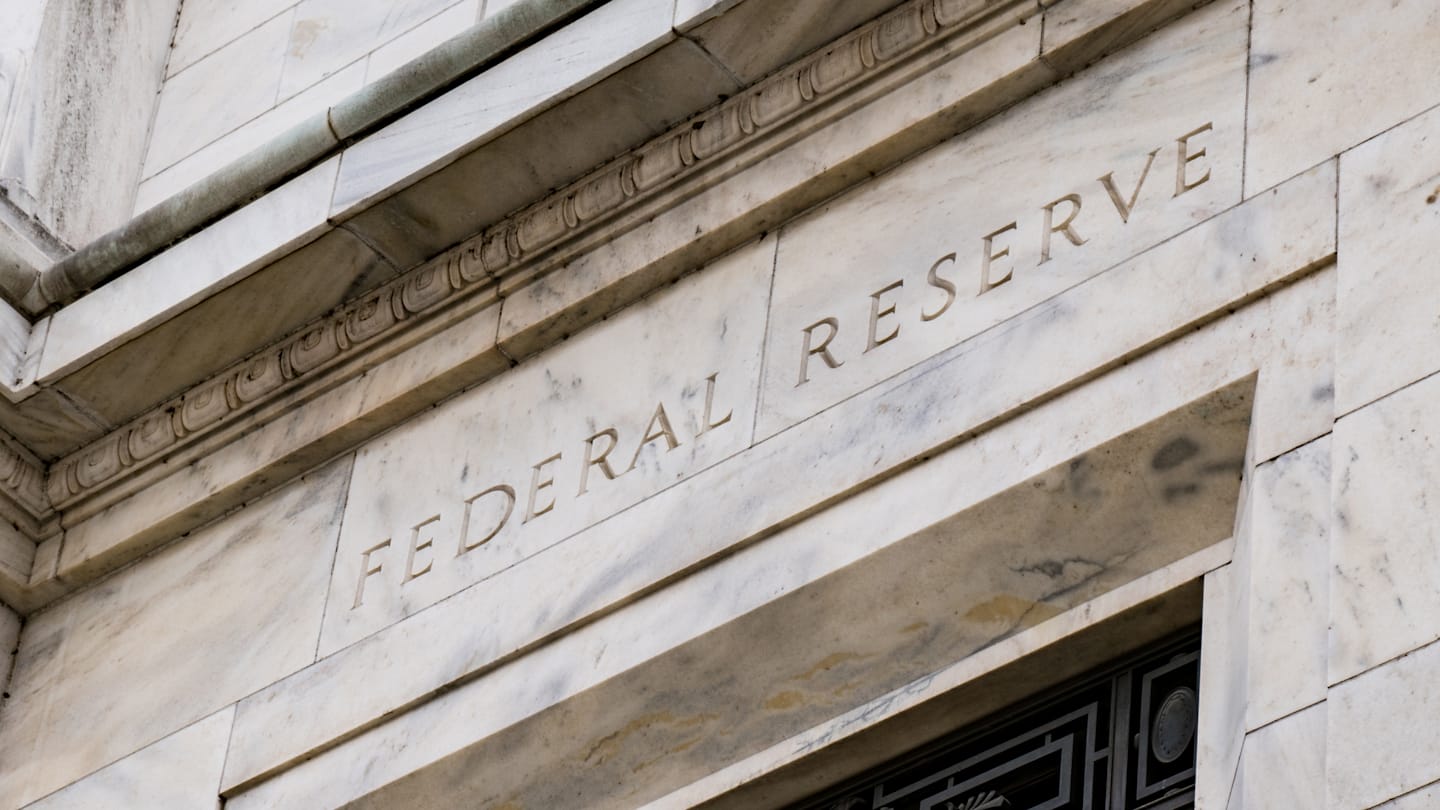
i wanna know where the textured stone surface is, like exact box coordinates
[1330,370,1440,684]
[1239,702,1327,810]
[1336,102,1440,416]
[319,235,773,655]
[1246,0,1440,195]
[1329,639,1440,810]
[21,708,231,810]
[1246,437,1329,729]
[0,459,350,808]
[758,0,1248,437]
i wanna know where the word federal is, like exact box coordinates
[351,371,737,609]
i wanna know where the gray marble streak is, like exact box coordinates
[1336,102,1440,416]
[1246,436,1330,729]
[1331,370,1440,684]
[0,458,351,809]
[1247,0,1440,195]
[220,168,1335,792]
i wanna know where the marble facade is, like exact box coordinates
[0,0,1436,808]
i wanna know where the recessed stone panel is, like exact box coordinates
[316,236,774,655]
[756,0,1249,438]
[0,458,351,809]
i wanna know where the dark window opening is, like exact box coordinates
[790,629,1201,810]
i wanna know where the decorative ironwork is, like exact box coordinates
[795,631,1200,810]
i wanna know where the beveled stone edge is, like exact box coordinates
[44,0,1039,512]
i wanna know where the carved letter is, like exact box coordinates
[1040,194,1087,264]
[979,222,1017,294]
[1099,147,1160,223]
[1175,122,1213,197]
[921,253,957,321]
[697,372,733,436]
[797,317,843,386]
[627,402,681,472]
[524,452,563,523]
[578,428,620,496]
[866,280,904,352]
[403,515,440,584]
[353,539,391,609]
[458,484,516,554]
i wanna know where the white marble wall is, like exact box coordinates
[136,0,513,212]
[12,0,1440,807]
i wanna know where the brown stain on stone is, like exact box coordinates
[765,690,806,710]
[582,710,719,766]
[963,594,1062,626]
[901,621,928,633]
[793,651,873,682]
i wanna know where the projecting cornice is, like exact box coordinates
[47,0,1038,510]
[0,0,1207,611]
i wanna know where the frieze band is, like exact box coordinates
[44,0,1035,512]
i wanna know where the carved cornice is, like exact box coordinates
[0,435,47,521]
[46,0,1033,510]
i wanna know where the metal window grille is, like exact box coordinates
[791,629,1201,810]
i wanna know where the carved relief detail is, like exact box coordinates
[43,0,1026,509]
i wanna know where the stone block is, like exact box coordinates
[167,0,297,77]
[328,0,673,220]
[1330,370,1440,683]
[22,708,232,810]
[0,458,351,809]
[135,60,366,215]
[318,235,774,655]
[364,0,482,84]
[1329,639,1440,810]
[1336,102,1440,415]
[758,0,1249,438]
[278,0,465,101]
[220,169,1334,793]
[1245,436,1330,730]
[1246,0,1440,195]
[1238,702,1327,810]
[40,158,341,385]
[143,11,292,178]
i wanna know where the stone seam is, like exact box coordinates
[43,0,1034,510]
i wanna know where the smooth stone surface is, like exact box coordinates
[319,235,773,655]
[329,0,673,218]
[168,0,296,77]
[1196,560,1247,809]
[758,0,1248,438]
[1330,369,1440,684]
[1246,0,1440,195]
[1335,102,1440,416]
[54,226,395,428]
[227,343,1247,809]
[494,20,1051,359]
[364,0,482,83]
[221,167,1334,792]
[52,296,506,585]
[134,60,366,215]
[0,458,351,809]
[1238,702,1327,810]
[681,0,912,84]
[40,158,341,385]
[143,11,292,178]
[278,0,465,101]
[1038,0,1201,74]
[1246,436,1329,730]
[1376,783,1440,810]
[340,35,741,271]
[22,708,232,810]
[1329,638,1440,810]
